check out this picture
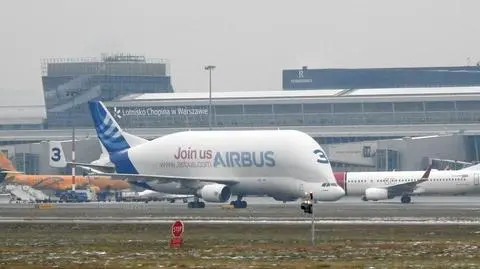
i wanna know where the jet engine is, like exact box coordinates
[197,184,231,203]
[363,187,393,201]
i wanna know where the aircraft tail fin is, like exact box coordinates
[49,140,68,168]
[88,101,147,154]
[0,152,17,172]
[421,164,433,180]
[0,153,24,183]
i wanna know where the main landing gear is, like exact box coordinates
[401,195,411,204]
[188,197,206,208]
[230,195,247,208]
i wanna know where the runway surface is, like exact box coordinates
[1,196,480,224]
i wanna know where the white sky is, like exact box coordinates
[0,0,479,106]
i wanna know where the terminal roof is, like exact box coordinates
[116,87,480,101]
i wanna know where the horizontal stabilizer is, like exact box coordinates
[0,171,24,174]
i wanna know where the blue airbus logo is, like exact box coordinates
[313,149,329,164]
[213,151,275,168]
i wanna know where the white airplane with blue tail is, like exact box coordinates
[76,101,345,209]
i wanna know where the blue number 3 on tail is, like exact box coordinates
[51,147,61,162]
[313,149,329,164]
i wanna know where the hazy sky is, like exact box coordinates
[0,0,479,106]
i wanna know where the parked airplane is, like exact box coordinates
[334,166,480,203]
[77,101,345,208]
[48,140,194,203]
[0,152,130,191]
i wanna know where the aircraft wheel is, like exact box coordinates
[188,201,205,208]
[401,196,411,204]
[232,200,247,208]
[361,195,368,202]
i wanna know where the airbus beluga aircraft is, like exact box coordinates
[334,166,480,203]
[77,101,345,208]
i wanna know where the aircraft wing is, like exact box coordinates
[0,170,24,175]
[66,162,116,173]
[87,171,240,186]
[138,190,194,199]
[384,165,432,195]
[162,194,195,199]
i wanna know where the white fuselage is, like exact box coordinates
[121,130,345,202]
[335,170,480,197]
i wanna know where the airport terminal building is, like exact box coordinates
[2,63,480,174]
[102,87,480,171]
[41,53,173,128]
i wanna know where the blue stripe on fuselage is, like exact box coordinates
[109,150,139,174]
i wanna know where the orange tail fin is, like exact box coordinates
[0,152,16,171]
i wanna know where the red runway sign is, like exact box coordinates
[170,220,184,248]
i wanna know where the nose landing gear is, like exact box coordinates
[187,197,206,208]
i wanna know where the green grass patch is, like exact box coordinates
[0,223,479,268]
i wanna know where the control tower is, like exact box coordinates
[41,53,174,128]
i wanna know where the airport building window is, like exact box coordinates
[215,115,242,127]
[103,98,480,129]
[14,153,40,175]
[243,104,273,114]
[214,105,243,115]
[394,112,426,124]
[425,101,455,111]
[273,104,302,114]
[333,103,362,113]
[273,114,304,126]
[376,149,400,171]
[363,102,393,113]
[455,101,480,111]
[303,103,332,113]
[425,111,457,123]
[394,102,424,112]
[364,112,395,124]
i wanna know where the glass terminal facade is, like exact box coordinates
[41,53,174,128]
[104,87,480,165]
[105,99,480,129]
[283,66,480,90]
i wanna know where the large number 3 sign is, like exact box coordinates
[313,149,329,164]
[51,147,61,162]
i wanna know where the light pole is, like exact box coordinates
[204,65,216,130]
[66,90,80,193]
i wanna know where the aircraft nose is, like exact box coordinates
[333,185,345,200]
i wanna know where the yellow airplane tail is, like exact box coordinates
[0,152,17,171]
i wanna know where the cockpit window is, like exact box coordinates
[330,183,337,186]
